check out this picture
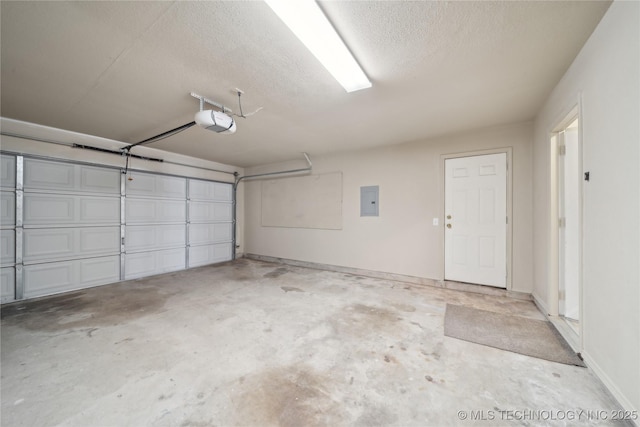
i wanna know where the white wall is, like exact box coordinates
[244,122,533,293]
[532,0,639,412]
[0,118,245,257]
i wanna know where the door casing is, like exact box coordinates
[547,103,583,352]
[440,148,513,290]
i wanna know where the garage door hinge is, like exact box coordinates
[121,237,125,245]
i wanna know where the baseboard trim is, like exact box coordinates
[244,253,531,301]
[548,315,581,353]
[532,292,549,315]
[581,352,639,426]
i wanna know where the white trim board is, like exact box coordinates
[244,253,531,301]
[582,352,639,424]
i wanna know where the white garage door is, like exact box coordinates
[22,159,121,299]
[124,172,187,280]
[188,179,233,267]
[0,155,235,301]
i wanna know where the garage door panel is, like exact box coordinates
[80,197,120,222]
[25,159,74,190]
[24,194,74,224]
[79,256,120,284]
[189,223,232,245]
[189,180,232,201]
[79,167,120,193]
[126,199,156,223]
[1,267,15,303]
[125,252,155,279]
[126,224,186,252]
[23,255,120,298]
[188,243,232,268]
[24,194,119,226]
[160,202,187,222]
[25,256,120,298]
[213,183,232,201]
[1,155,16,188]
[25,229,73,261]
[1,230,15,265]
[24,159,120,194]
[25,261,74,298]
[188,180,213,200]
[80,227,121,253]
[190,201,232,222]
[126,174,186,199]
[126,199,186,224]
[125,248,185,280]
[159,249,185,270]
[23,227,120,263]
[1,191,16,226]
[126,174,155,196]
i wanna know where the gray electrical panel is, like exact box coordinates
[360,186,379,216]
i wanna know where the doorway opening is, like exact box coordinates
[550,108,582,348]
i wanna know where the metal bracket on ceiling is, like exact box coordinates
[190,92,232,114]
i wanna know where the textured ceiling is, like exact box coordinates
[1,1,610,167]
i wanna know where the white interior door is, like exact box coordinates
[445,153,507,288]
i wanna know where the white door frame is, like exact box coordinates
[441,148,513,290]
[548,103,583,351]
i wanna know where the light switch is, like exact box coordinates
[433,218,439,226]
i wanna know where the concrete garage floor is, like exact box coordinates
[1,259,624,426]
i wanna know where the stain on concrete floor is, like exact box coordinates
[0,259,626,427]
[1,284,170,332]
[281,286,304,293]
[264,267,289,279]
[235,365,346,427]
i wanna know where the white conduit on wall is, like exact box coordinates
[233,152,312,189]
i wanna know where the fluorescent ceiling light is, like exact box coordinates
[265,0,372,93]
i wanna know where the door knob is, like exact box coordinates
[447,215,452,219]
[446,224,452,229]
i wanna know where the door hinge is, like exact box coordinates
[559,217,566,228]
[506,216,508,224]
[558,144,566,156]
